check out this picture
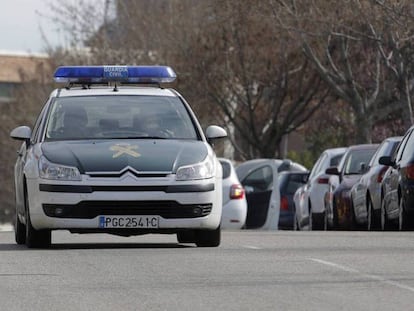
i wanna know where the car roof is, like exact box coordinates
[383,136,403,142]
[323,147,347,156]
[346,144,379,151]
[50,86,178,98]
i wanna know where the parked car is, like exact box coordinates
[325,144,378,230]
[350,137,402,230]
[380,126,414,230]
[294,147,346,230]
[218,158,247,229]
[278,171,309,229]
[236,159,307,230]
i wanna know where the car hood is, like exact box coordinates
[41,139,208,173]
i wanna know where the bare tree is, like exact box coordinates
[366,1,414,129]
[182,0,330,159]
[273,0,392,143]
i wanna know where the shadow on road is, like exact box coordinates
[52,243,192,250]
[0,243,193,251]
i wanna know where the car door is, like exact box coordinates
[14,100,49,217]
[241,165,274,229]
[307,153,329,213]
[385,131,412,217]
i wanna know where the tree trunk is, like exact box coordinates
[354,112,372,144]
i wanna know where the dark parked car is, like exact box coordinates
[380,126,414,230]
[350,137,402,230]
[325,144,379,230]
[278,171,308,229]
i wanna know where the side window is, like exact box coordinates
[220,161,231,179]
[395,131,412,163]
[31,99,50,143]
[400,131,414,163]
[330,154,343,167]
[285,174,307,195]
[242,165,273,194]
[369,142,387,167]
[309,154,325,180]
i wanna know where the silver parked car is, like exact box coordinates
[294,147,346,230]
[350,137,401,230]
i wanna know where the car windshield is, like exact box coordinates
[45,95,198,141]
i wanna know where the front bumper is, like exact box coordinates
[26,175,222,231]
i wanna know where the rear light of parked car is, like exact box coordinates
[230,184,245,200]
[317,177,329,184]
[377,166,389,183]
[280,195,289,211]
[405,164,414,180]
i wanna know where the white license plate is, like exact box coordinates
[99,216,159,228]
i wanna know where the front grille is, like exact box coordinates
[43,201,212,219]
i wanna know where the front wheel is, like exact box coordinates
[14,212,26,245]
[381,198,391,231]
[398,199,411,231]
[323,211,328,231]
[308,208,313,231]
[195,226,221,247]
[24,187,51,248]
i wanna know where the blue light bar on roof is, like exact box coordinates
[53,65,177,83]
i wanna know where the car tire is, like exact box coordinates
[398,199,411,231]
[332,201,339,230]
[308,209,313,231]
[195,226,221,247]
[381,198,391,231]
[24,186,51,249]
[323,211,328,231]
[349,201,359,231]
[294,213,300,231]
[14,211,26,245]
[177,230,196,243]
[367,198,374,231]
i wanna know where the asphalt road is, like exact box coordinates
[0,229,413,311]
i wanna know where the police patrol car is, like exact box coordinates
[10,66,227,248]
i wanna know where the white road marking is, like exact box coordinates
[242,245,262,250]
[309,258,414,293]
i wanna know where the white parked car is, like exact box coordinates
[294,147,346,230]
[236,159,307,230]
[218,158,247,229]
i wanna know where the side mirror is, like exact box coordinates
[302,173,310,183]
[205,125,227,142]
[379,156,394,167]
[325,166,340,175]
[10,126,31,141]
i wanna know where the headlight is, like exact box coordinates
[176,155,215,181]
[38,155,81,181]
